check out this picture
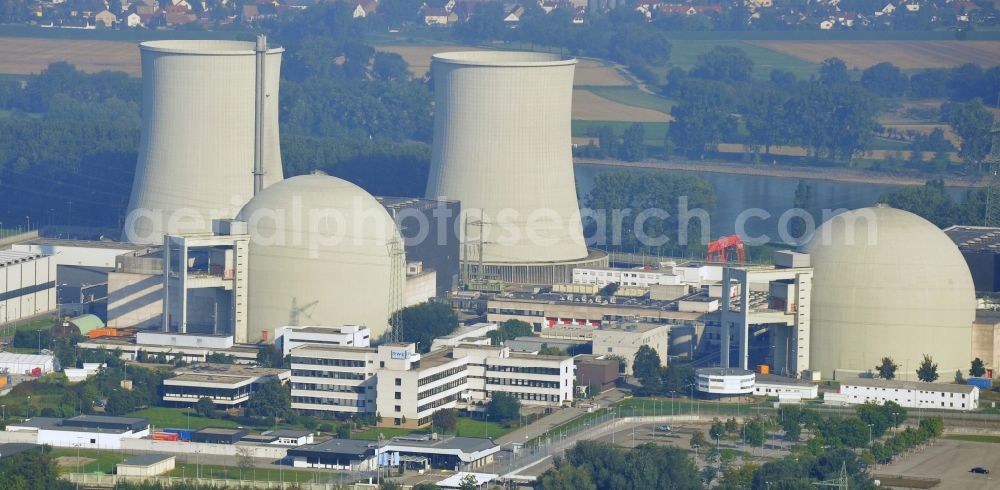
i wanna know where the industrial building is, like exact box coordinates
[826,378,979,411]
[116,454,176,477]
[78,333,260,364]
[429,322,497,351]
[425,51,607,285]
[190,427,250,444]
[944,225,1000,292]
[0,250,56,324]
[752,374,819,401]
[718,251,813,377]
[485,292,711,331]
[574,355,620,394]
[161,363,291,407]
[237,174,405,342]
[107,246,163,329]
[376,196,461,296]
[162,221,249,340]
[972,310,1000,377]
[695,368,755,397]
[6,415,150,449]
[124,40,284,243]
[12,238,144,269]
[289,435,500,472]
[0,352,56,374]
[289,344,379,416]
[276,324,372,356]
[805,206,976,381]
[590,323,670,376]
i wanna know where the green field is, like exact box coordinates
[352,426,414,441]
[127,407,243,431]
[945,434,1000,444]
[572,120,670,146]
[583,86,676,114]
[667,40,820,80]
[50,448,125,474]
[353,415,515,440]
[168,463,325,483]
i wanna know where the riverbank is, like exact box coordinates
[575,158,989,188]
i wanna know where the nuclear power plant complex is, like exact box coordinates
[4,36,1000,485]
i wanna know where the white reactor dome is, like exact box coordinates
[237,174,405,343]
[125,40,284,244]
[804,205,975,381]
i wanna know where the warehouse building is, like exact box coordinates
[826,378,979,411]
[290,344,379,416]
[289,434,500,472]
[0,250,56,324]
[591,323,670,376]
[106,247,162,329]
[190,427,250,444]
[0,352,56,375]
[288,438,379,471]
[162,363,290,407]
[6,415,150,449]
[116,454,176,477]
[78,334,260,364]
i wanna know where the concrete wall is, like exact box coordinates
[122,439,290,459]
[107,271,162,328]
[0,254,56,324]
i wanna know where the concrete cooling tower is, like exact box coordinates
[426,51,607,284]
[237,174,405,343]
[804,206,976,382]
[124,40,284,244]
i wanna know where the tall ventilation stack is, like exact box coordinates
[123,40,284,244]
[426,51,607,285]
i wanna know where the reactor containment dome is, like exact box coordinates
[236,174,405,343]
[425,51,607,284]
[804,206,976,381]
[124,40,284,244]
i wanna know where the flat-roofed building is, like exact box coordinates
[162,363,290,407]
[78,335,260,364]
[117,454,175,477]
[6,415,150,449]
[288,438,379,470]
[753,374,818,401]
[190,427,250,444]
[575,355,620,394]
[290,344,378,416]
[453,344,573,407]
[0,250,56,324]
[486,293,709,331]
[591,323,670,376]
[376,343,468,428]
[429,323,498,351]
[828,378,979,411]
[276,325,371,356]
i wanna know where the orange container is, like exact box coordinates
[153,432,180,441]
[757,364,770,375]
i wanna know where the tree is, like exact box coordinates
[670,79,738,158]
[246,378,291,420]
[691,46,754,83]
[336,423,352,439]
[818,58,850,86]
[861,62,908,97]
[432,408,458,433]
[373,52,410,81]
[379,482,403,490]
[0,446,62,490]
[487,319,533,345]
[710,419,725,441]
[941,99,995,165]
[535,458,597,490]
[195,397,215,418]
[618,123,646,161]
[744,420,766,447]
[104,388,136,416]
[690,430,707,450]
[632,345,663,395]
[391,302,458,352]
[235,446,256,480]
[970,357,987,378]
[876,357,899,380]
[458,474,479,490]
[487,392,521,424]
[917,354,939,382]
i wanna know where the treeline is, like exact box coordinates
[880,178,986,227]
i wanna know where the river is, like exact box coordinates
[574,163,971,244]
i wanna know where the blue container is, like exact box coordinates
[967,377,993,389]
[163,428,193,441]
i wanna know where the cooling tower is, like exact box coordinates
[123,40,284,244]
[426,52,593,277]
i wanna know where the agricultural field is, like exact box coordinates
[667,40,820,80]
[751,40,1000,69]
[572,89,672,122]
[0,37,138,75]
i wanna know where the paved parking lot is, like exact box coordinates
[877,439,999,489]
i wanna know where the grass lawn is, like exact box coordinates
[945,434,1000,444]
[666,40,820,81]
[454,416,514,439]
[168,463,324,483]
[572,120,670,145]
[617,397,774,418]
[583,86,676,114]
[49,448,125,474]
[352,426,414,441]
[128,407,243,431]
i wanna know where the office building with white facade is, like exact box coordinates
[827,378,979,411]
[276,325,371,356]
[591,323,670,376]
[453,344,573,407]
[376,343,469,428]
[290,344,379,416]
[161,363,290,407]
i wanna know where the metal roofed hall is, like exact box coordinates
[944,226,1000,251]
[291,438,379,456]
[388,434,496,453]
[0,250,46,267]
[841,377,978,394]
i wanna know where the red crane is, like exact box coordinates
[706,235,746,264]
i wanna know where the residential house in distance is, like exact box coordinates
[351,0,378,18]
[423,7,456,26]
[94,9,116,27]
